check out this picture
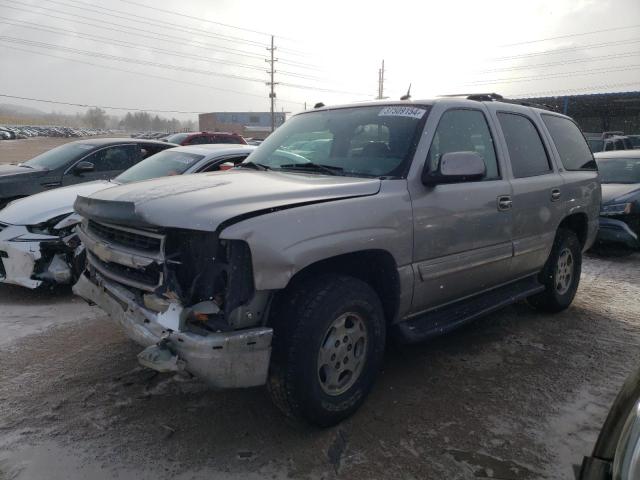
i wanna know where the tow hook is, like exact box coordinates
[137,338,185,373]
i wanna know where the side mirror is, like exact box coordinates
[422,151,486,185]
[73,161,95,174]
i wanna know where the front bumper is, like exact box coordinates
[596,217,640,250]
[73,273,273,389]
[0,223,73,289]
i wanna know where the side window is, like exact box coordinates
[541,115,596,170]
[497,113,551,178]
[87,145,139,172]
[188,135,211,145]
[427,109,499,180]
[199,155,248,172]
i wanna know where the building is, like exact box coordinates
[198,112,287,140]
[514,91,640,134]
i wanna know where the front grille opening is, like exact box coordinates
[88,220,161,253]
[89,252,161,289]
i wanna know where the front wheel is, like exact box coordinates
[528,228,582,312]
[267,274,386,427]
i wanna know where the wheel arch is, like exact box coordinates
[558,212,589,248]
[270,249,402,327]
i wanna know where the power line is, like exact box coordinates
[488,38,640,61]
[0,2,267,60]
[114,0,272,38]
[0,35,268,84]
[498,23,640,47]
[0,93,206,114]
[0,17,336,83]
[0,17,267,73]
[41,0,267,48]
[0,34,368,97]
[510,80,640,98]
[462,64,640,86]
[0,43,307,107]
[476,51,640,75]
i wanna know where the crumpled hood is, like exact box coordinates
[601,183,640,204]
[0,180,113,225]
[75,170,381,231]
[0,164,44,180]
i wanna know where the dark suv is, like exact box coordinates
[162,131,247,146]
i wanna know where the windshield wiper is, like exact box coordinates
[236,161,271,171]
[279,162,343,176]
[16,163,34,169]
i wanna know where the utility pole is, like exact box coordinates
[266,35,278,133]
[376,59,386,100]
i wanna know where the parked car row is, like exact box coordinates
[0,96,637,428]
[586,131,640,152]
[0,125,117,140]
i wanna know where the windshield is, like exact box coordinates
[22,142,95,169]
[597,157,640,183]
[244,105,429,178]
[164,133,190,144]
[114,149,204,183]
[588,139,604,152]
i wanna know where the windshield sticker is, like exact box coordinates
[378,106,427,119]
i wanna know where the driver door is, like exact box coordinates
[408,107,514,313]
[62,145,140,186]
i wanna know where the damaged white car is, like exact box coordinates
[0,144,255,289]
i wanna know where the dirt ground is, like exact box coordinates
[0,136,127,165]
[0,251,639,480]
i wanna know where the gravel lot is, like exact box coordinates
[0,252,638,480]
[1,138,639,479]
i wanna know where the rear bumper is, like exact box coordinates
[596,217,640,250]
[72,273,273,389]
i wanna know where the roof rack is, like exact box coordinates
[439,92,555,111]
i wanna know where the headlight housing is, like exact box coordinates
[601,203,633,216]
[12,213,80,242]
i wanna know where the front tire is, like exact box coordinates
[267,274,386,427]
[528,228,582,312]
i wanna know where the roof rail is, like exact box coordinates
[439,92,555,111]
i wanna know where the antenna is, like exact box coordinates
[400,84,412,101]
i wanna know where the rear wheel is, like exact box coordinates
[528,228,582,312]
[267,274,386,427]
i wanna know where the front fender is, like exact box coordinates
[219,180,413,291]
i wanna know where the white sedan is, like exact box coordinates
[0,144,255,289]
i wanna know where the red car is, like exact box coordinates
[162,131,247,146]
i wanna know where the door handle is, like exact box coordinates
[551,188,561,202]
[497,195,512,211]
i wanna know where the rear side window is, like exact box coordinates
[541,115,596,170]
[89,145,139,172]
[497,113,550,178]
[188,135,211,145]
[427,109,500,180]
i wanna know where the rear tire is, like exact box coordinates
[528,228,582,312]
[267,274,386,427]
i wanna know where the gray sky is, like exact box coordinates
[1,0,639,122]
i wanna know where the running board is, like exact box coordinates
[394,275,545,344]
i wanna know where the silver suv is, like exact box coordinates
[73,95,601,426]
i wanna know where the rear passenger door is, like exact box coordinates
[409,107,514,312]
[493,109,564,277]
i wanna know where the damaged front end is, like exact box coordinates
[0,215,83,289]
[73,218,273,389]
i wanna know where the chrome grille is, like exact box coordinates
[87,220,162,254]
[88,252,162,291]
